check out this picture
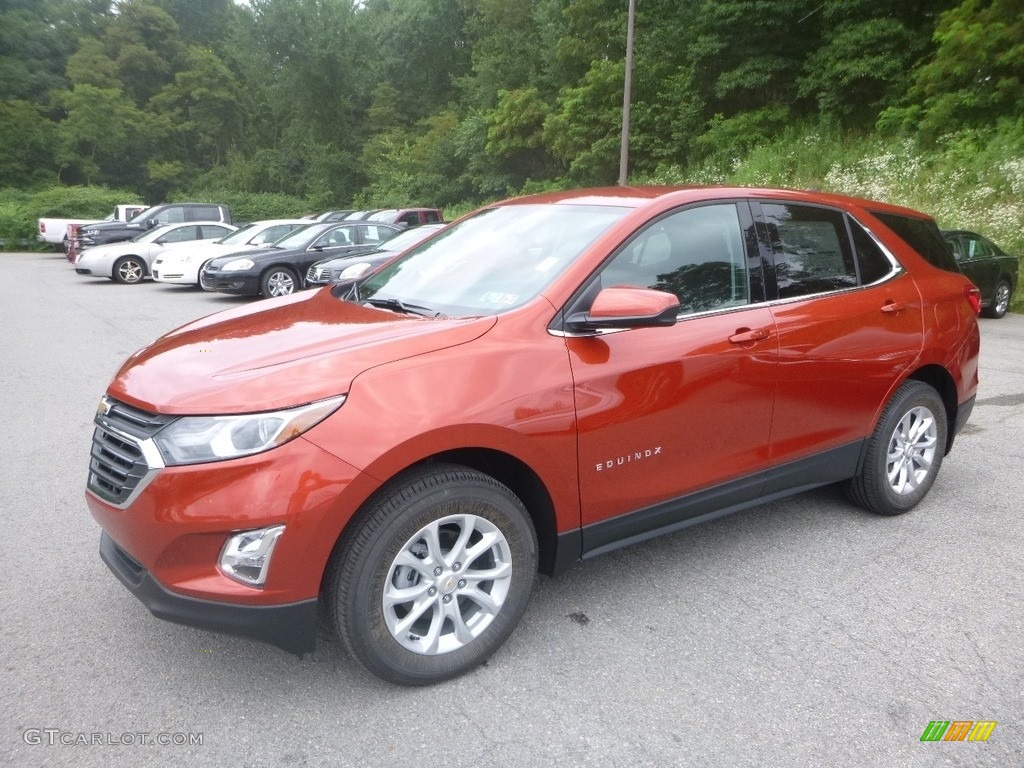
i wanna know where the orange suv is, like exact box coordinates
[86,187,980,685]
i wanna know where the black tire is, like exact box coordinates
[260,266,298,297]
[326,463,538,686]
[62,235,71,255]
[112,255,145,284]
[982,279,1011,319]
[847,381,947,516]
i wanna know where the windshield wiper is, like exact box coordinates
[364,297,443,318]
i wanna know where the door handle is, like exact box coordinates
[728,327,770,344]
[881,300,906,314]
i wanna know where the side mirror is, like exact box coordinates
[565,286,680,333]
[330,278,361,301]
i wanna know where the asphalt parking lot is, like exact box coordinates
[2,250,1021,767]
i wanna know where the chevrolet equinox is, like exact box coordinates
[86,187,981,685]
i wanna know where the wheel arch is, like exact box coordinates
[907,364,958,453]
[322,447,563,594]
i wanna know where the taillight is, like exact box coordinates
[39,222,46,233]
[964,285,982,316]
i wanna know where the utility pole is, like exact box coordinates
[618,0,636,186]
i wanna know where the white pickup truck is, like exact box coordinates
[37,204,148,254]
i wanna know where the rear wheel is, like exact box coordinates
[260,266,297,297]
[983,279,1011,319]
[327,464,538,686]
[62,235,71,255]
[847,381,947,516]
[113,256,145,284]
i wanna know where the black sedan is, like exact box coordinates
[942,229,1019,318]
[305,223,447,286]
[200,221,402,297]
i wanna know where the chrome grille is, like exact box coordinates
[88,398,172,506]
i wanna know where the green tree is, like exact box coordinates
[908,0,1024,140]
[544,59,625,185]
[0,100,57,186]
[54,84,152,187]
[0,0,75,101]
[798,1,955,126]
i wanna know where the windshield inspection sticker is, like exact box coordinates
[480,292,519,305]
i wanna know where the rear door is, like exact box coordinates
[567,201,779,549]
[754,201,923,481]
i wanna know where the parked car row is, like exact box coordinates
[53,202,1016,318]
[65,206,449,297]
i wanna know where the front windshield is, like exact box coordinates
[377,225,443,253]
[272,224,318,249]
[216,224,258,245]
[359,204,628,316]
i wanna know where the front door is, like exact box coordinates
[564,202,779,551]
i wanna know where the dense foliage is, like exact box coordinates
[1,0,1022,299]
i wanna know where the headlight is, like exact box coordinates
[340,263,372,279]
[153,396,345,465]
[222,258,255,271]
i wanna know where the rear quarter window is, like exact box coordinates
[871,211,959,274]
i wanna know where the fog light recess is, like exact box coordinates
[219,525,286,587]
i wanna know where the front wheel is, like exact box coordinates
[847,381,947,516]
[327,464,538,685]
[260,266,297,297]
[983,279,1011,319]
[113,256,145,284]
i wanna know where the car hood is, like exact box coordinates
[108,288,497,414]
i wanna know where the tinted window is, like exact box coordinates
[872,211,959,273]
[849,218,894,285]
[599,204,750,314]
[191,205,221,222]
[761,203,857,298]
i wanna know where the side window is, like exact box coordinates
[761,203,856,298]
[944,234,964,260]
[964,235,991,259]
[159,226,198,243]
[321,227,353,247]
[598,204,750,314]
[190,205,221,222]
[361,225,390,245]
[424,211,440,223]
[200,225,230,240]
[849,218,895,285]
[397,212,419,226]
[870,211,959,273]
[156,207,186,225]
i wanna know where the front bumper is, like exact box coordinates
[200,269,260,295]
[87,430,374,654]
[100,531,319,655]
